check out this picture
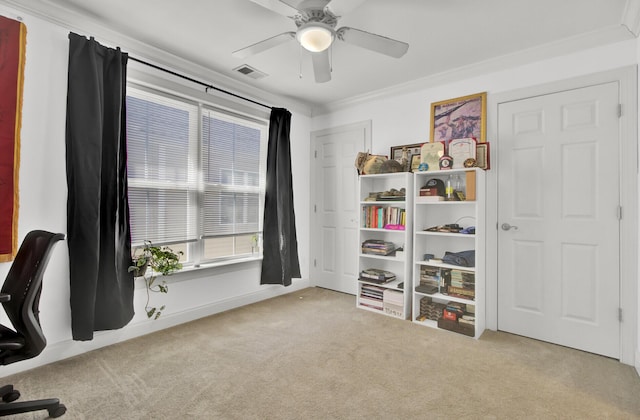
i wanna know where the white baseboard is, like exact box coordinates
[0,279,311,377]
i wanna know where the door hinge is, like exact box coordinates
[617,205,622,220]
[618,104,623,118]
[314,204,317,213]
[314,150,318,158]
[313,259,317,267]
[618,307,623,322]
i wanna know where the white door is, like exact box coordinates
[310,121,371,294]
[497,82,620,358]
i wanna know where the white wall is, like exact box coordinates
[311,40,638,152]
[312,38,640,368]
[0,5,311,376]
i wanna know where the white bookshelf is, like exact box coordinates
[412,168,485,338]
[357,172,413,319]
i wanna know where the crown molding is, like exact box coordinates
[622,0,640,37]
[312,23,634,116]
[0,0,314,117]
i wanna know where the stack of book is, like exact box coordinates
[417,296,445,322]
[415,266,440,294]
[383,289,404,318]
[446,269,475,300]
[359,284,384,310]
[359,268,396,284]
[458,315,475,327]
[362,206,406,229]
[361,239,397,256]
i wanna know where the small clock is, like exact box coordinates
[439,154,453,170]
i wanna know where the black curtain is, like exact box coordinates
[65,33,134,340]
[260,108,301,286]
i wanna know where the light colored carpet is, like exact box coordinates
[1,287,640,419]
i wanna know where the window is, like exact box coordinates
[126,85,267,266]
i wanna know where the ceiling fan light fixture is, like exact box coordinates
[296,23,334,52]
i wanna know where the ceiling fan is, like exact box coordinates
[233,0,409,83]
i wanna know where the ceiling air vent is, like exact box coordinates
[233,64,268,80]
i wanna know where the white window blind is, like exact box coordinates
[126,87,199,246]
[126,84,267,264]
[201,109,263,238]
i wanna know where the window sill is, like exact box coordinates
[133,255,263,289]
[182,255,263,273]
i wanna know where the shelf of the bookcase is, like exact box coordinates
[360,253,405,262]
[413,318,438,329]
[360,200,406,205]
[414,200,475,205]
[415,231,474,238]
[360,172,410,179]
[415,261,476,272]
[413,317,478,337]
[413,290,475,306]
[360,227,406,233]
[356,302,404,319]
[414,168,480,175]
[357,278,404,290]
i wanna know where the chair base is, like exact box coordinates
[0,384,66,417]
[0,384,19,403]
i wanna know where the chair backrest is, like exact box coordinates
[1,230,64,363]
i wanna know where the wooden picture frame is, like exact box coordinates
[390,143,423,162]
[476,142,490,170]
[430,92,487,143]
[410,154,421,172]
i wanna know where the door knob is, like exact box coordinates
[501,223,518,231]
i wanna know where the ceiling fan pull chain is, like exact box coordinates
[299,44,303,79]
[330,44,333,73]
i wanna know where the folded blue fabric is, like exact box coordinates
[442,250,475,267]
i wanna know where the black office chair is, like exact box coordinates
[0,230,66,418]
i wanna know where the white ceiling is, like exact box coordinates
[6,0,638,113]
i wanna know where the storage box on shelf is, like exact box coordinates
[357,172,413,319]
[412,168,485,338]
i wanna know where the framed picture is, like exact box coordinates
[476,142,490,170]
[430,92,487,143]
[410,154,421,172]
[390,143,423,162]
[449,138,477,169]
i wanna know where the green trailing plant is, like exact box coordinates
[251,234,259,253]
[129,241,183,319]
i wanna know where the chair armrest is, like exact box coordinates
[0,293,9,303]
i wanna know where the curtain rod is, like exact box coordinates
[128,56,273,110]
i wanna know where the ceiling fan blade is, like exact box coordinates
[248,0,300,17]
[278,0,303,11]
[311,50,331,83]
[232,32,296,59]
[337,27,409,58]
[324,0,366,16]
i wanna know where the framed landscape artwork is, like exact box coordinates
[430,92,487,143]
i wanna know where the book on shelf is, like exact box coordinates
[415,284,438,294]
[447,285,475,300]
[359,268,396,283]
[361,239,397,256]
[359,297,384,310]
[361,206,406,229]
[383,289,403,305]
